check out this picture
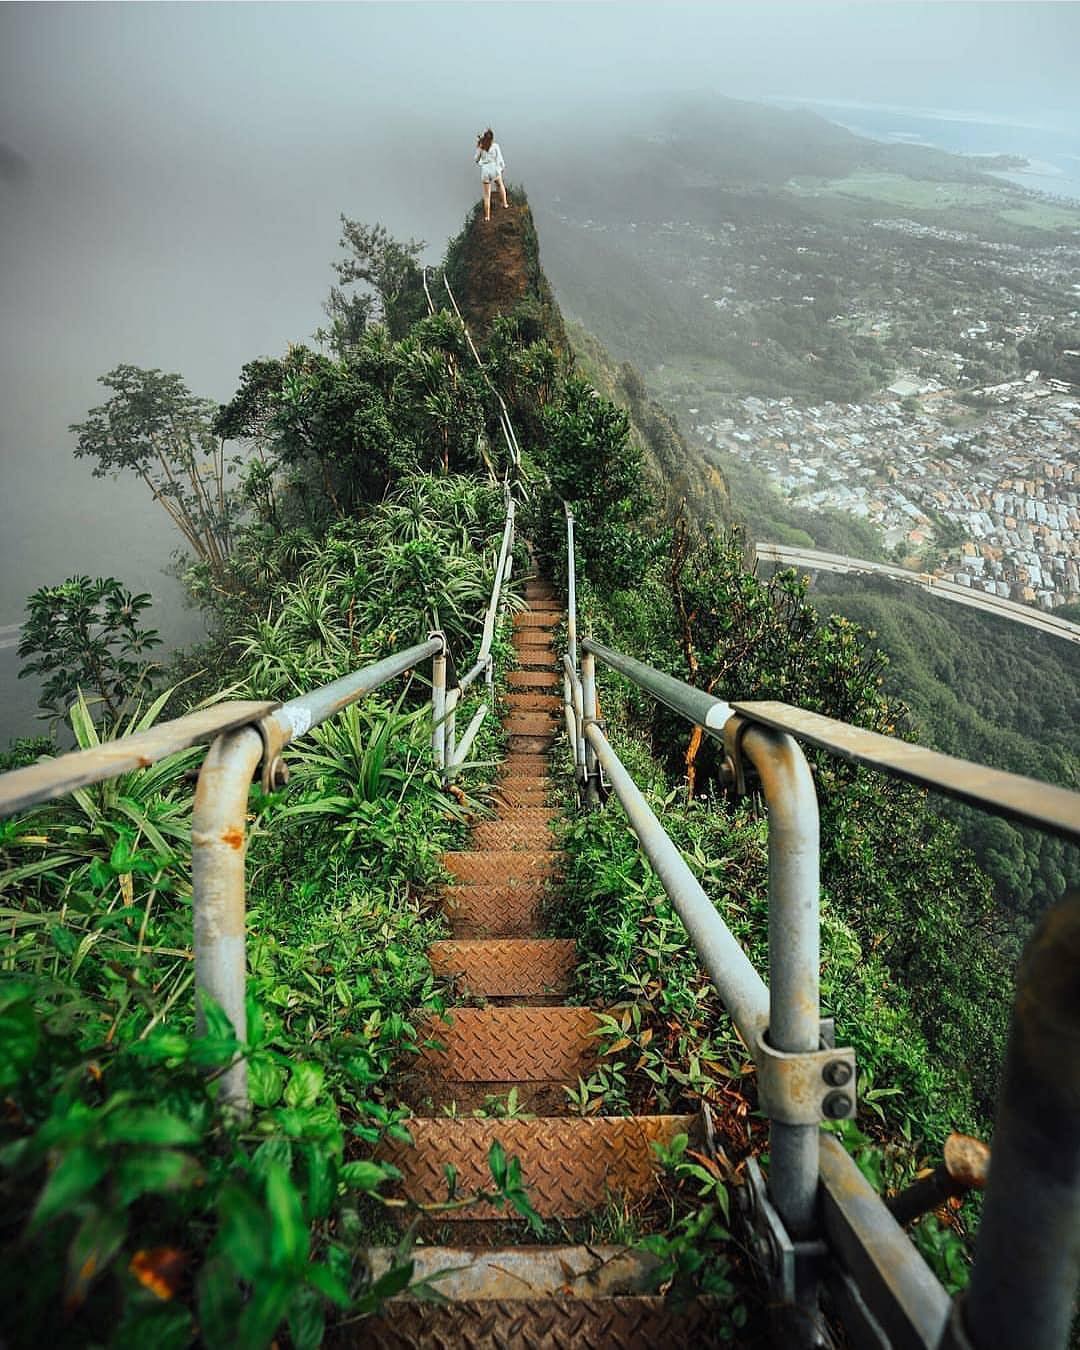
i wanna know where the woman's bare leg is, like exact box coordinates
[482,180,492,220]
[497,174,509,208]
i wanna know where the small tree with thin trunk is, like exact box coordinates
[71,365,238,583]
[17,575,161,722]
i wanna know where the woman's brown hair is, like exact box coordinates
[478,129,494,152]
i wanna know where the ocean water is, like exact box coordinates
[772,98,1080,204]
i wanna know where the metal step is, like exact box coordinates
[471,822,555,851]
[362,1291,724,1349]
[440,883,547,937]
[505,715,558,736]
[444,851,556,885]
[507,670,560,689]
[417,1006,599,1081]
[501,755,551,776]
[492,785,550,808]
[505,692,562,713]
[429,939,576,997]
[514,612,561,629]
[379,1114,697,1219]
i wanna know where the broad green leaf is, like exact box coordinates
[197,1255,244,1350]
[284,1062,324,1109]
[248,1056,285,1108]
[215,1183,268,1283]
[287,1284,325,1350]
[266,1161,308,1271]
[102,1108,199,1147]
[251,1138,294,1179]
[115,1149,198,1205]
[304,1259,353,1308]
[237,1273,295,1348]
[304,1144,335,1221]
[30,1145,108,1230]
[0,997,40,1091]
[340,1159,391,1193]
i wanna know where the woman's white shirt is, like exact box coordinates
[476,143,505,172]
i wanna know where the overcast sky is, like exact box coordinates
[2,1,1079,735]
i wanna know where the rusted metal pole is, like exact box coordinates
[948,893,1080,1350]
[191,725,264,1110]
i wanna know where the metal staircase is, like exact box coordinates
[363,573,717,1347]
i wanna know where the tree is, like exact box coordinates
[71,366,238,584]
[17,576,161,721]
[321,218,428,348]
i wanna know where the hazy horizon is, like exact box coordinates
[3,1,1079,737]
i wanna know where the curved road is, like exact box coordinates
[755,543,1080,648]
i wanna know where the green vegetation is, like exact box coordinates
[1,188,1043,1340]
[0,205,567,1343]
[807,573,1080,940]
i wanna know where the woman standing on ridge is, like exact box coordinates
[475,129,508,221]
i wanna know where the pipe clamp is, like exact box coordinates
[756,1030,857,1125]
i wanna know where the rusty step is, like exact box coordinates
[380,1114,697,1219]
[480,807,555,827]
[417,1006,599,1082]
[505,713,559,736]
[472,822,554,851]
[506,669,560,689]
[509,735,557,756]
[444,851,556,884]
[501,754,551,776]
[440,883,547,937]
[505,692,561,713]
[429,939,576,997]
[514,612,561,629]
[492,785,550,808]
[362,1297,724,1349]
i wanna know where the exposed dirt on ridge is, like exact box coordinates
[453,203,532,335]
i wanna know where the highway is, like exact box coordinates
[755,543,1080,647]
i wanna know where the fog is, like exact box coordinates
[2,1,1079,739]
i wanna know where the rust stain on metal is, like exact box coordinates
[220,826,245,850]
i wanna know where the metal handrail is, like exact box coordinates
[562,512,1080,1346]
[582,637,1080,846]
[0,700,278,818]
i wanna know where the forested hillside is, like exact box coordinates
[0,194,1036,1343]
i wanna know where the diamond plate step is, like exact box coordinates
[481,808,555,827]
[444,851,555,884]
[380,1115,696,1218]
[417,1007,599,1081]
[501,755,551,776]
[505,714,558,734]
[505,692,562,712]
[514,612,561,629]
[429,940,576,997]
[440,883,547,936]
[492,785,550,808]
[361,1295,727,1349]
[507,670,560,689]
[472,822,555,851]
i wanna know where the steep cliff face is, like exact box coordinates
[444,191,729,526]
[443,196,568,350]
